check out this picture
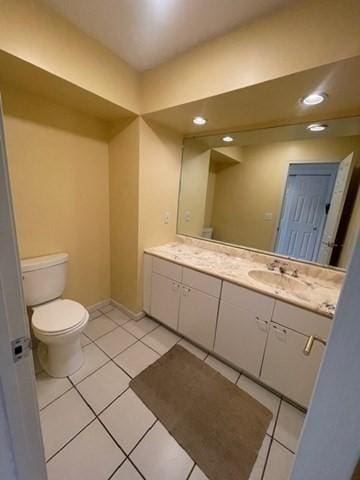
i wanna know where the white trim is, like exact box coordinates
[86,298,111,313]
[110,299,146,321]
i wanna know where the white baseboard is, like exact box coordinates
[110,299,146,321]
[86,298,111,312]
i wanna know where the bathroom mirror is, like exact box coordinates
[177,116,360,268]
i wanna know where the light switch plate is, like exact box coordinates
[264,212,273,221]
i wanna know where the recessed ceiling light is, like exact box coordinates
[222,136,234,142]
[307,123,328,132]
[302,92,327,105]
[192,116,207,125]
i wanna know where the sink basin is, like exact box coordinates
[248,269,310,301]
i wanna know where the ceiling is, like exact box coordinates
[145,56,360,135]
[41,0,295,71]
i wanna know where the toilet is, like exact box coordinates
[21,253,89,378]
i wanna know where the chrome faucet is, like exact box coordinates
[278,262,288,274]
[267,259,289,274]
[267,259,279,271]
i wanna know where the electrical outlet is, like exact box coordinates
[164,211,170,224]
[185,211,191,222]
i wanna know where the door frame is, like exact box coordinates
[274,162,338,261]
[0,97,47,479]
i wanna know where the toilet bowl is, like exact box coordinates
[21,253,89,378]
[32,299,89,377]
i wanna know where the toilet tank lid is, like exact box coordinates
[21,253,69,273]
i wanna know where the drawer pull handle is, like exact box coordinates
[171,282,179,292]
[303,335,327,356]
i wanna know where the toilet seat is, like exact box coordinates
[32,299,88,336]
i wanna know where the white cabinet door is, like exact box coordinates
[150,272,180,330]
[214,301,269,377]
[261,323,324,406]
[178,286,219,350]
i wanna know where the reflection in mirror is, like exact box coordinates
[178,117,360,268]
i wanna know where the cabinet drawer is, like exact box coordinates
[221,281,275,321]
[152,256,182,282]
[272,301,331,338]
[182,267,221,298]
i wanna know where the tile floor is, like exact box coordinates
[34,304,305,480]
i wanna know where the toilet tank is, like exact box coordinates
[20,253,69,306]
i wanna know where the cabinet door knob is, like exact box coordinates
[273,325,287,341]
[182,286,190,296]
[172,282,179,292]
[256,317,269,332]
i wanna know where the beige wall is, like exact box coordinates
[0,0,140,113]
[204,172,216,228]
[211,136,360,265]
[109,118,182,314]
[109,118,140,312]
[2,85,111,307]
[141,0,360,113]
[137,119,182,308]
[178,140,211,236]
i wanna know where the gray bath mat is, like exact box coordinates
[130,345,272,480]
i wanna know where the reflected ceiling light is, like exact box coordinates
[307,123,328,132]
[192,116,207,125]
[222,136,234,142]
[302,92,327,105]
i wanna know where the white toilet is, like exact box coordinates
[21,253,89,378]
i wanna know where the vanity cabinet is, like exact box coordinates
[215,301,269,377]
[150,272,181,330]
[144,253,331,407]
[214,282,275,377]
[147,256,221,349]
[261,322,324,406]
[178,286,219,350]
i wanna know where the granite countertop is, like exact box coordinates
[145,241,343,318]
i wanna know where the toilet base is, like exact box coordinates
[38,338,84,378]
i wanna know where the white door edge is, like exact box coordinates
[0,95,47,480]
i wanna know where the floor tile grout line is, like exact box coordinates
[38,383,74,412]
[45,416,97,464]
[107,457,128,480]
[186,462,196,480]
[271,437,297,455]
[138,331,183,357]
[90,337,139,379]
[68,376,130,460]
[86,324,120,343]
[260,435,274,480]
[122,322,161,341]
[127,419,158,457]
[96,386,131,417]
[70,358,113,387]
